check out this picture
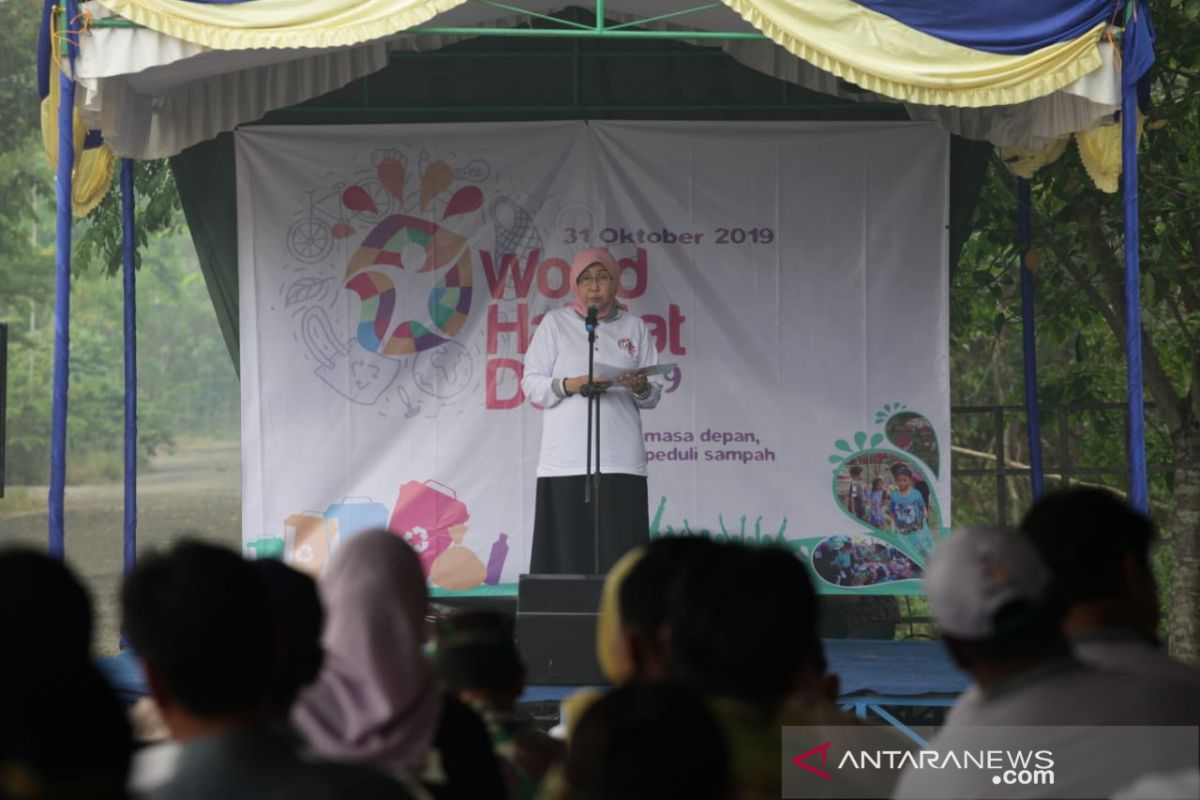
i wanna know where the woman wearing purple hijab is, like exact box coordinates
[522,247,662,574]
[293,531,504,799]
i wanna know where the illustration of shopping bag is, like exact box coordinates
[324,496,390,553]
[388,480,469,577]
[301,306,400,405]
[284,511,338,578]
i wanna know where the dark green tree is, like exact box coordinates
[0,0,235,486]
[953,0,1200,661]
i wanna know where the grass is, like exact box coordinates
[0,487,48,519]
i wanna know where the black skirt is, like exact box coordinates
[530,474,649,574]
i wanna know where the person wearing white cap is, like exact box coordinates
[1021,487,1200,689]
[894,525,1200,800]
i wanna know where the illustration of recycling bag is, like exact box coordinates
[284,511,337,578]
[430,525,488,591]
[389,480,469,576]
[324,496,390,554]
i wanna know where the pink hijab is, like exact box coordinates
[292,531,441,772]
[570,247,627,318]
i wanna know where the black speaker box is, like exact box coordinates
[516,574,606,686]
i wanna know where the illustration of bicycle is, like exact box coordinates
[288,187,348,264]
[287,176,399,264]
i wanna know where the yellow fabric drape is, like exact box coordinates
[1000,139,1070,180]
[1075,115,1142,194]
[98,0,468,50]
[998,115,1145,192]
[42,15,116,217]
[723,0,1107,108]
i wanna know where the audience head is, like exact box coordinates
[436,610,523,709]
[250,559,325,718]
[665,541,820,713]
[122,540,273,730]
[595,547,645,685]
[292,530,440,771]
[0,550,130,799]
[617,535,718,681]
[0,548,92,663]
[319,529,430,647]
[568,683,730,800]
[925,525,1065,677]
[0,663,132,800]
[1020,487,1159,638]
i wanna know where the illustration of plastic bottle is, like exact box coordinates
[485,533,509,585]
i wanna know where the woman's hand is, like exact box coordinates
[564,375,611,395]
[617,370,649,395]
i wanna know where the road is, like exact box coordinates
[0,440,242,654]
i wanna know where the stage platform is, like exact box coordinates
[97,638,966,740]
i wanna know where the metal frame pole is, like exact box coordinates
[1121,2,1149,512]
[122,159,138,582]
[49,0,78,559]
[1017,179,1045,499]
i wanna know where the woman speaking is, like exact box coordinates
[522,247,661,574]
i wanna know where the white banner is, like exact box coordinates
[237,121,950,596]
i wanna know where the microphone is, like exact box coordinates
[583,305,601,397]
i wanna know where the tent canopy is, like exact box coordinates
[38,1,1159,564]
[45,0,1144,362]
[42,0,1149,360]
[65,1,1126,160]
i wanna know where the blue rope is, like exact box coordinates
[122,160,138,582]
[1017,179,1044,499]
[49,0,77,560]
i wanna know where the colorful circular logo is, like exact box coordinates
[340,157,483,356]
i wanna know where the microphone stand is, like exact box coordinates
[582,309,601,575]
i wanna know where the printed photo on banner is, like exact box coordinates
[834,452,940,560]
[810,534,923,588]
[884,410,940,478]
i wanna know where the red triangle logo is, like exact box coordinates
[791,741,833,781]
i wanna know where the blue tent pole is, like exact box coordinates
[49,0,78,559]
[1017,179,1044,499]
[1122,10,1149,514]
[122,159,137,582]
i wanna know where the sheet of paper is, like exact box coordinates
[593,362,677,380]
